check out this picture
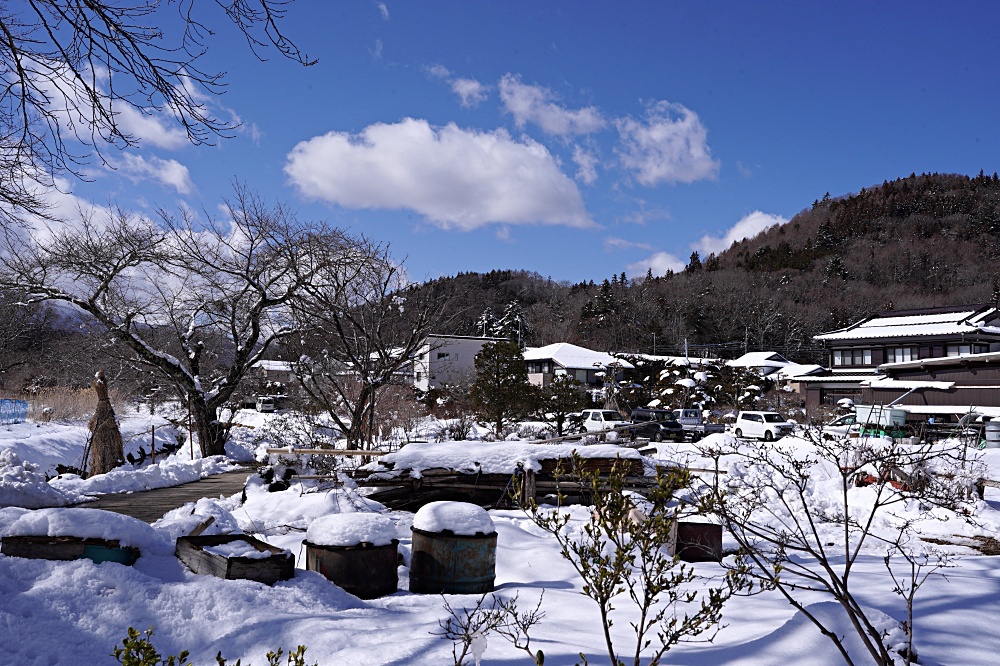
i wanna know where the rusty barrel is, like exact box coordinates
[304,539,399,599]
[409,527,497,594]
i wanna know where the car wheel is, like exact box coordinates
[653,431,663,442]
[691,432,701,443]
[734,428,743,438]
[764,430,774,442]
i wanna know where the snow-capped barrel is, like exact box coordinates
[303,513,399,599]
[409,501,497,594]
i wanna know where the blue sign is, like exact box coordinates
[0,399,28,425]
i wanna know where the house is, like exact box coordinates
[251,359,296,385]
[795,304,1000,410]
[860,351,1000,413]
[523,342,633,388]
[413,335,505,393]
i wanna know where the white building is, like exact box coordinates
[523,342,633,388]
[413,335,505,392]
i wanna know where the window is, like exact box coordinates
[947,343,988,357]
[832,349,872,366]
[885,347,917,363]
[436,352,450,360]
[820,388,862,406]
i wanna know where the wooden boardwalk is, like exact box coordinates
[80,469,253,523]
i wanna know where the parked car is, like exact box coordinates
[671,408,727,441]
[580,409,630,434]
[821,413,858,438]
[255,396,276,413]
[628,408,685,442]
[734,411,794,441]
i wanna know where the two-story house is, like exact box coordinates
[413,334,506,393]
[523,342,632,389]
[796,304,1000,410]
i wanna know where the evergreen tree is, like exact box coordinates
[685,251,703,272]
[471,340,537,438]
[537,374,589,436]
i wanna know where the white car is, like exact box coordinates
[821,414,858,438]
[734,411,794,441]
[580,409,630,434]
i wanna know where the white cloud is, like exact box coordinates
[371,39,383,59]
[572,145,599,185]
[451,78,488,108]
[604,237,653,252]
[377,2,390,20]
[284,118,594,230]
[626,251,686,278]
[114,153,194,194]
[615,100,719,186]
[427,64,451,79]
[693,210,789,256]
[499,74,605,136]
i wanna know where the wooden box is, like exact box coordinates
[1,535,139,565]
[175,534,294,585]
[676,522,723,563]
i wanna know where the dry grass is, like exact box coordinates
[13,386,131,422]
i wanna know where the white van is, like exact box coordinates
[734,411,794,441]
[580,409,629,433]
[255,396,276,413]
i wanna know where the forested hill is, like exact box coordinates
[410,172,1000,363]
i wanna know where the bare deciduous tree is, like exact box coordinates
[1,186,356,456]
[705,432,976,665]
[0,0,312,228]
[292,244,449,450]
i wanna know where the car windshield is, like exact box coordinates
[763,413,786,423]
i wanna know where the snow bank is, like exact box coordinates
[50,454,237,496]
[0,507,172,554]
[235,474,385,534]
[363,440,645,478]
[154,498,244,541]
[0,449,82,508]
[412,501,495,535]
[306,513,397,547]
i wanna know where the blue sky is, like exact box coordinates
[62,1,1000,284]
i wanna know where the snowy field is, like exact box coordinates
[1,414,1000,665]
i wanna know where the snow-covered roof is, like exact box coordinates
[862,378,955,390]
[775,363,825,380]
[815,307,1000,341]
[523,342,634,370]
[727,351,796,376]
[794,373,886,383]
[253,360,293,372]
[628,354,718,367]
[728,351,791,367]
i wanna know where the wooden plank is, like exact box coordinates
[265,448,386,457]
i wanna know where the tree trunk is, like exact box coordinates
[190,396,227,457]
[88,370,125,476]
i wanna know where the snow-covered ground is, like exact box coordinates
[1,417,1000,664]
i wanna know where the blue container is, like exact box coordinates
[83,543,140,565]
[409,527,497,594]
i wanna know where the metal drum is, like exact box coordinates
[985,421,1000,449]
[304,539,399,599]
[409,527,497,594]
